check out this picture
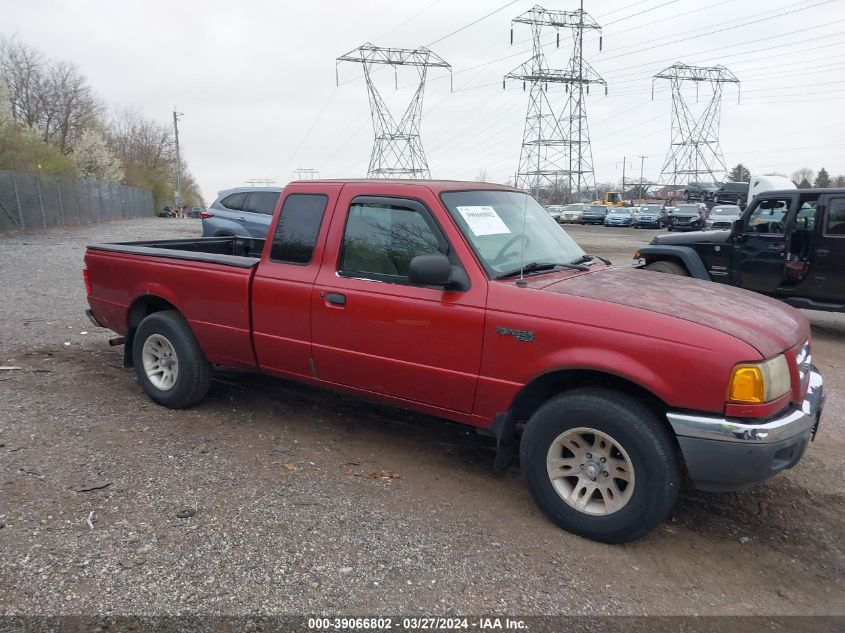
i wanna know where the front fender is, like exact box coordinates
[636,245,710,280]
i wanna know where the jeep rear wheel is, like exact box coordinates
[644,260,688,276]
[520,388,680,543]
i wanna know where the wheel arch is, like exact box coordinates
[501,367,687,480]
[510,368,670,425]
[123,294,181,367]
[637,245,710,279]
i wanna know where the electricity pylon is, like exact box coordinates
[653,63,740,186]
[337,43,451,179]
[504,3,605,202]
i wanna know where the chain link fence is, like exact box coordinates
[0,169,155,232]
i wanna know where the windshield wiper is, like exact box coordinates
[571,254,612,266]
[497,261,588,280]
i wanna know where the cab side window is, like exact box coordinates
[824,198,845,236]
[745,198,790,234]
[339,201,447,282]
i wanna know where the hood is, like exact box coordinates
[652,230,731,245]
[536,267,808,358]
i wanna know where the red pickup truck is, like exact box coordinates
[84,180,824,543]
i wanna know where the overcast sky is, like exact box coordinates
[5,0,845,203]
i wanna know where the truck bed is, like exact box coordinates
[87,236,265,268]
[85,236,263,369]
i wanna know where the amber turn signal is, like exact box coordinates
[728,365,765,403]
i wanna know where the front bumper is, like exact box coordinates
[666,368,824,491]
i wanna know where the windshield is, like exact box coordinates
[712,207,739,216]
[441,190,585,278]
[676,205,700,213]
[641,205,661,212]
[563,204,584,210]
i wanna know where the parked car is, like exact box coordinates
[604,208,636,227]
[544,205,564,222]
[85,179,823,544]
[705,205,742,229]
[635,188,845,312]
[713,181,749,206]
[581,205,609,225]
[633,204,663,229]
[201,186,283,238]
[666,204,704,231]
[558,203,588,224]
[684,182,719,201]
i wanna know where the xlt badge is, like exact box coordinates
[496,326,535,342]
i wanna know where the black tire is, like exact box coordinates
[132,310,212,408]
[644,260,689,276]
[520,388,681,543]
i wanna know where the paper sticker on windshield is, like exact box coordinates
[456,206,511,236]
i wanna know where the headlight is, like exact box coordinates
[727,354,791,403]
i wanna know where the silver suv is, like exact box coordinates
[201,186,282,238]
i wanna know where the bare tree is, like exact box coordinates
[43,61,101,151]
[0,37,100,152]
[108,107,174,170]
[0,37,45,129]
[792,167,814,185]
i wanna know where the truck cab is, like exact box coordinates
[637,189,845,311]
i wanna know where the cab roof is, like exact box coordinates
[287,179,519,194]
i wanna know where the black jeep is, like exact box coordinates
[634,189,845,312]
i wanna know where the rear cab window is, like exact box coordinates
[270,194,329,264]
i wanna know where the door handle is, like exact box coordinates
[236,216,246,221]
[767,244,785,252]
[817,249,830,256]
[325,292,346,306]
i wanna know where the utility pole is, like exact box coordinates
[638,155,647,202]
[173,109,183,210]
[504,4,605,201]
[617,156,632,199]
[652,63,740,186]
[336,44,451,178]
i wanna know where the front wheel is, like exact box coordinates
[133,310,212,408]
[520,389,681,543]
[644,260,689,276]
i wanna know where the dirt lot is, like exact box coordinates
[0,218,843,616]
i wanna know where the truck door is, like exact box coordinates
[310,188,486,414]
[812,194,845,303]
[733,195,794,293]
[251,185,341,377]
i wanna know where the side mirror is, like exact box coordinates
[408,254,452,287]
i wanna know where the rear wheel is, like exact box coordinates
[520,389,681,543]
[644,260,689,276]
[133,310,212,408]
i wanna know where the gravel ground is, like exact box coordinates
[0,219,843,616]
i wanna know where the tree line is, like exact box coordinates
[727,163,844,189]
[0,37,203,208]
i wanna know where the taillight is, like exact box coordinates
[83,267,91,295]
[200,211,214,219]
